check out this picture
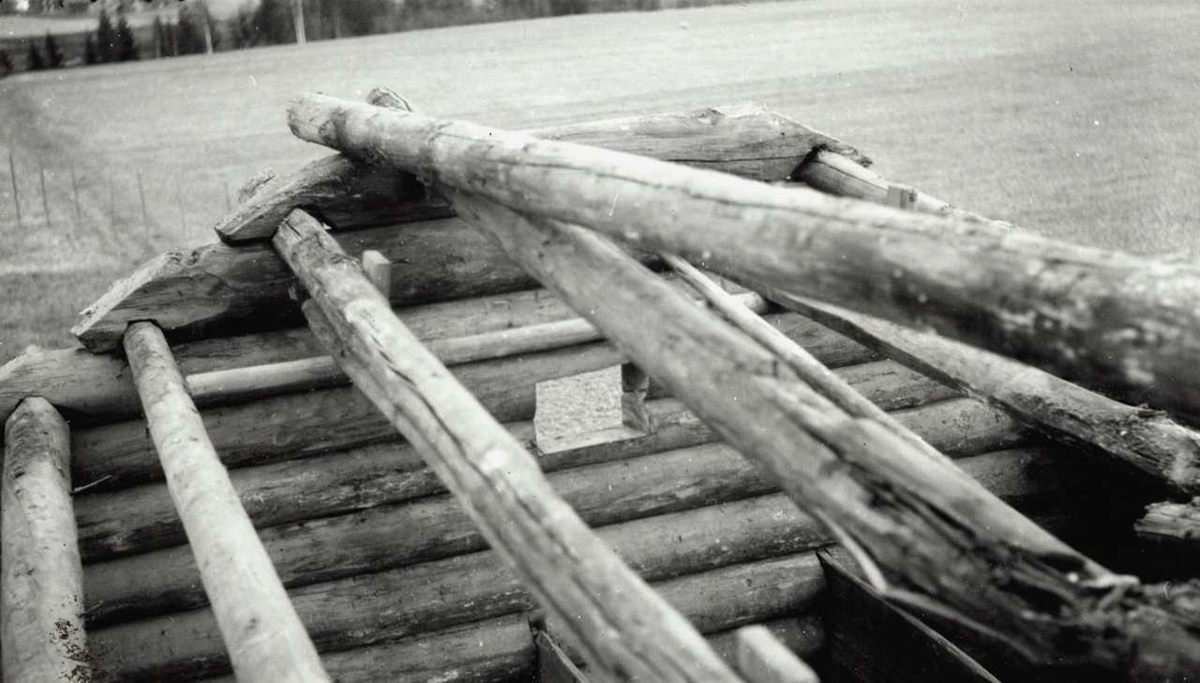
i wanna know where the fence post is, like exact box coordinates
[38,161,51,229]
[70,164,82,228]
[8,152,22,230]
[136,170,150,238]
[176,174,187,240]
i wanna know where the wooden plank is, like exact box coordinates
[445,191,1200,680]
[818,548,1000,683]
[734,625,820,683]
[86,491,829,682]
[70,364,983,565]
[217,101,864,243]
[122,322,330,683]
[2,397,88,683]
[776,296,1200,496]
[274,209,742,683]
[205,614,536,683]
[289,92,1200,421]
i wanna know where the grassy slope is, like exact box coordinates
[1,0,1199,363]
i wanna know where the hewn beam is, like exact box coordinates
[446,191,1200,681]
[773,295,1200,496]
[2,398,88,683]
[217,101,864,243]
[288,92,1200,420]
[273,209,744,683]
[123,322,329,683]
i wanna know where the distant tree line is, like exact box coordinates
[0,0,768,77]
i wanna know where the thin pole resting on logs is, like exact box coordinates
[2,397,88,683]
[444,189,1200,682]
[123,322,330,683]
[271,208,745,683]
[287,92,1200,421]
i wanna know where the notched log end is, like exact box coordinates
[72,251,181,353]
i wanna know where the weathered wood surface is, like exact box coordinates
[708,617,825,668]
[86,491,830,682]
[818,548,1001,683]
[290,92,1200,420]
[205,614,536,683]
[217,101,864,243]
[1136,498,1200,543]
[73,359,959,563]
[734,625,820,683]
[777,295,1200,496]
[2,398,88,683]
[124,323,330,683]
[77,103,860,353]
[792,149,1008,228]
[81,414,1035,625]
[446,192,1200,681]
[275,209,743,683]
[5,282,852,425]
[539,631,595,683]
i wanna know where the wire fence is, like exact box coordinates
[1,150,246,254]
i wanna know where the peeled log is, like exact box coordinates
[774,295,1200,496]
[274,208,743,683]
[447,191,1200,681]
[2,398,88,683]
[288,92,1200,420]
[217,102,863,243]
[1136,498,1200,543]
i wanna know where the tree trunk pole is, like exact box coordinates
[2,397,88,683]
[446,188,1200,682]
[272,208,745,683]
[123,322,330,683]
[285,93,1200,421]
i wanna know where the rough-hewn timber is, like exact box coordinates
[289,92,1200,420]
[123,322,330,683]
[74,361,957,563]
[446,191,1200,681]
[274,208,744,683]
[2,398,88,683]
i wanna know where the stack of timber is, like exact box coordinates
[0,93,1197,683]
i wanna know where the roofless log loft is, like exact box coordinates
[3,89,1200,683]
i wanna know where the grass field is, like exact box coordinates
[2,0,1199,363]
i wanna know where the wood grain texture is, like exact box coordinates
[2,397,88,683]
[1136,498,1200,544]
[448,191,1200,681]
[122,322,329,683]
[274,208,743,683]
[777,295,1200,496]
[289,92,1200,421]
[86,492,830,683]
[217,102,864,243]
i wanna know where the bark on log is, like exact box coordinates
[2,397,89,683]
[81,418,1036,626]
[87,489,831,682]
[217,102,864,243]
[288,92,1200,421]
[72,358,954,562]
[774,295,1200,496]
[204,614,536,683]
[446,192,1200,681]
[273,209,743,683]
[122,323,330,683]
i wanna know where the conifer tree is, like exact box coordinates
[44,32,64,69]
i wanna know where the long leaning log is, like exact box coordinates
[2,398,89,683]
[288,92,1200,421]
[441,190,1200,681]
[74,103,861,353]
[123,322,330,683]
[273,209,745,683]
